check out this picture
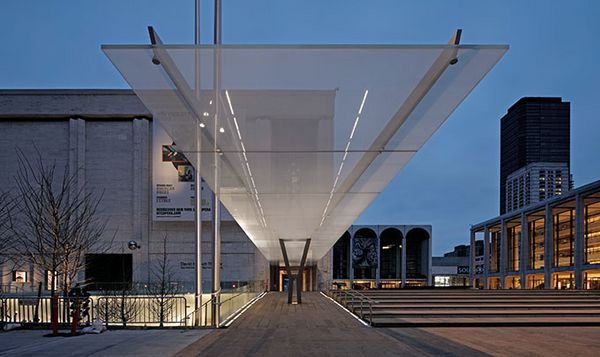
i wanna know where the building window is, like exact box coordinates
[507,225,520,272]
[528,217,545,270]
[12,271,28,283]
[45,270,58,290]
[490,230,501,273]
[85,254,133,290]
[554,209,574,267]
[585,202,600,264]
[332,232,350,279]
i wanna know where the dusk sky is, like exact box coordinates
[2,0,600,255]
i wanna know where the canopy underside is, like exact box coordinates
[103,44,507,263]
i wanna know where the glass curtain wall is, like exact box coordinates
[584,270,600,290]
[406,229,428,279]
[553,272,574,289]
[585,202,600,264]
[332,232,351,279]
[352,228,378,280]
[379,229,403,279]
[528,218,545,270]
[507,225,521,272]
[554,209,575,267]
[489,230,501,273]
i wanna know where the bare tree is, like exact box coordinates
[97,287,141,328]
[0,191,13,324]
[147,234,181,327]
[0,191,15,270]
[10,148,112,300]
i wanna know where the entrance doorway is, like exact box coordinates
[271,266,315,292]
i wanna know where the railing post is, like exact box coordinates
[104,299,109,329]
[360,298,364,318]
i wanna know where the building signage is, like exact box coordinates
[152,122,211,221]
[457,266,470,274]
[180,261,195,270]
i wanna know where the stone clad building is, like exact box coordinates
[0,90,268,293]
[0,90,433,293]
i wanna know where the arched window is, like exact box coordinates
[353,228,377,279]
[332,232,351,279]
[406,228,430,279]
[380,228,403,279]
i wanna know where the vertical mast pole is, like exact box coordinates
[194,0,203,327]
[211,0,222,327]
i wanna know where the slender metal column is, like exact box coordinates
[279,240,294,304]
[193,0,203,327]
[211,0,222,327]
[296,239,311,303]
[544,204,553,289]
[214,0,222,45]
[195,0,201,44]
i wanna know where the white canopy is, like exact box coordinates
[103,43,507,263]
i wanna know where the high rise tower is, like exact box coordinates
[500,97,570,214]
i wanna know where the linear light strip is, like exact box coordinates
[319,292,370,327]
[221,291,267,327]
[225,90,268,228]
[320,89,368,227]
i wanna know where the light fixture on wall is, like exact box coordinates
[128,240,141,250]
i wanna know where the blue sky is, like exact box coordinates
[2,0,600,255]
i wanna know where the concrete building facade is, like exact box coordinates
[505,162,570,212]
[328,225,432,289]
[0,90,269,294]
[0,90,432,295]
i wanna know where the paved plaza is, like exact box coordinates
[176,292,600,356]
[2,292,600,356]
[0,329,210,357]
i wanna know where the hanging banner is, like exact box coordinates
[152,121,211,221]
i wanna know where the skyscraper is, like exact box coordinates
[500,97,571,214]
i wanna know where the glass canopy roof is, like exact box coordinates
[103,44,507,263]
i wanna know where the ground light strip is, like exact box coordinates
[221,291,268,328]
[319,291,370,327]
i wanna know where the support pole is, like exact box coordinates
[193,0,202,327]
[297,239,311,304]
[211,0,222,327]
[214,0,222,45]
[279,240,294,304]
[279,239,311,304]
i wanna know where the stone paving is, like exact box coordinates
[0,329,210,357]
[176,292,600,357]
[3,292,600,356]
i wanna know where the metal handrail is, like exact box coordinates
[328,289,379,326]
[182,297,213,326]
[182,286,250,326]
